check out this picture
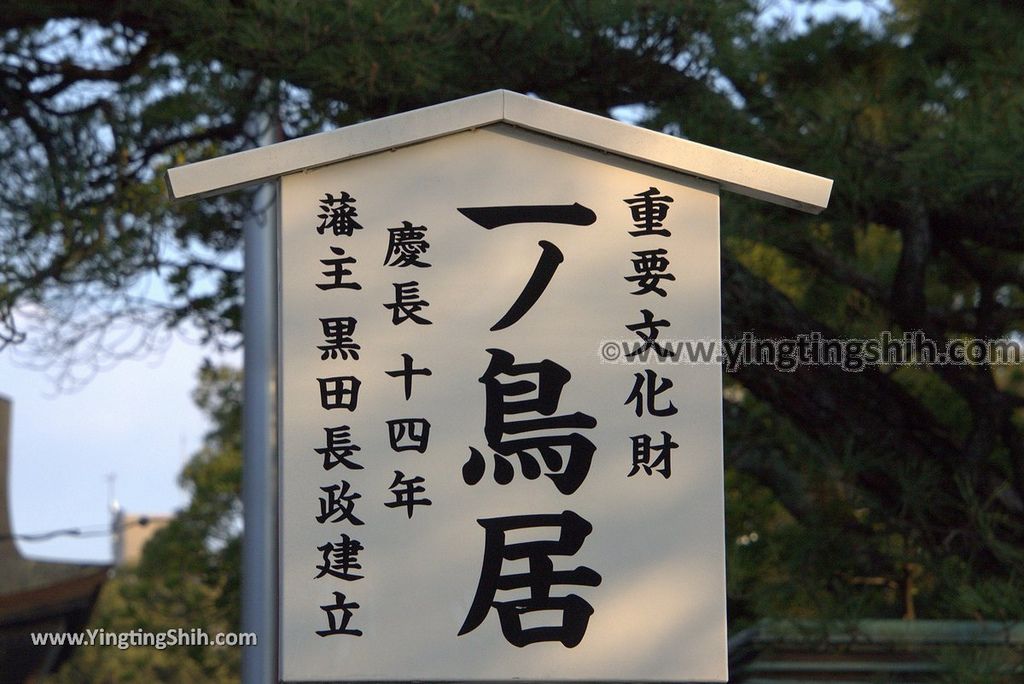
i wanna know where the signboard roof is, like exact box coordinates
[166,89,831,214]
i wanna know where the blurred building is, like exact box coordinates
[0,395,109,682]
[112,511,172,567]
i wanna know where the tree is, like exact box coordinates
[51,363,243,682]
[0,0,759,376]
[4,0,1020,649]
[708,0,1024,622]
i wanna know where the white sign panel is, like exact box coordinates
[279,124,727,681]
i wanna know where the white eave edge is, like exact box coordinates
[166,89,832,214]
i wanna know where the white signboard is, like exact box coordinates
[279,124,727,681]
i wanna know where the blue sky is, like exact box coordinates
[3,337,238,563]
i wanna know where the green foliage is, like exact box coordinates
[711,0,1024,628]
[49,364,243,682]
[49,572,241,682]
[934,644,1024,684]
[139,362,243,627]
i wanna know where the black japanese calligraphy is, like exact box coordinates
[386,418,431,453]
[317,247,362,291]
[457,202,596,330]
[316,482,365,526]
[384,281,432,325]
[459,510,601,648]
[384,221,431,268]
[316,591,362,637]
[624,187,674,237]
[315,426,362,471]
[315,532,364,581]
[385,470,432,518]
[625,248,675,297]
[457,203,596,229]
[490,240,563,332]
[624,369,678,417]
[316,191,363,237]
[318,317,360,360]
[625,309,673,359]
[318,376,361,411]
[628,432,676,478]
[462,349,597,495]
[385,353,432,400]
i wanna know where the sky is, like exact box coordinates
[3,335,238,564]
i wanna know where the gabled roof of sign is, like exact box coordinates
[166,89,832,214]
